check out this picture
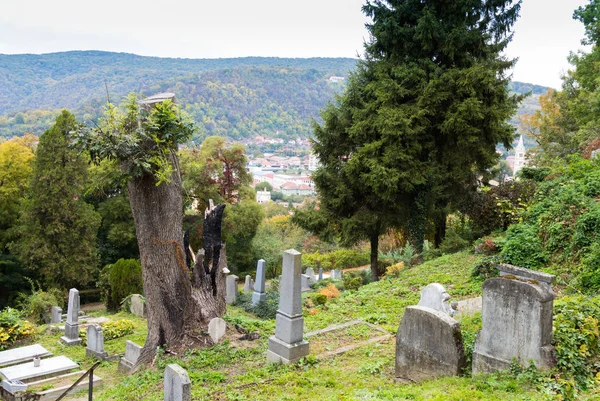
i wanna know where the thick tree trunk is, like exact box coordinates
[434,212,447,248]
[128,166,227,367]
[370,232,380,282]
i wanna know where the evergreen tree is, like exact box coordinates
[14,111,100,289]
[302,0,521,276]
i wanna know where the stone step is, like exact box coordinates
[0,356,78,383]
[0,344,52,368]
[28,370,103,401]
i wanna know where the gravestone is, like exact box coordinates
[252,259,267,306]
[164,364,191,401]
[331,269,342,280]
[395,306,466,381]
[208,317,226,344]
[0,356,79,382]
[417,283,454,315]
[305,267,316,283]
[318,268,323,281]
[226,275,239,305]
[244,275,253,294]
[86,324,108,360]
[267,249,309,364]
[50,306,62,324]
[118,341,142,373]
[60,288,82,346]
[301,274,312,292]
[0,344,52,368]
[130,294,146,318]
[472,264,555,374]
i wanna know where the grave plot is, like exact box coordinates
[305,320,391,358]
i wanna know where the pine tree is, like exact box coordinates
[15,111,100,289]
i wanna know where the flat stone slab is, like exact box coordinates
[0,345,52,368]
[0,356,78,382]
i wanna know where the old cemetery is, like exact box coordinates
[2,245,594,400]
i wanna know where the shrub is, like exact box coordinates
[313,294,327,306]
[501,224,547,269]
[470,256,501,280]
[318,284,340,300]
[579,242,600,293]
[385,262,404,278]
[80,319,135,346]
[380,244,418,268]
[302,249,369,271]
[234,292,279,319]
[16,279,63,324]
[439,230,470,254]
[106,259,143,311]
[0,307,35,350]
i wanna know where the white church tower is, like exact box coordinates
[513,135,527,177]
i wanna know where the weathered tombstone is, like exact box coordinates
[226,275,239,305]
[60,288,82,346]
[130,294,146,318]
[267,249,309,364]
[305,267,316,282]
[472,264,555,374]
[208,317,226,344]
[50,306,62,324]
[331,269,342,280]
[417,283,454,315]
[118,341,142,373]
[396,306,466,381]
[86,324,108,360]
[244,275,253,294]
[318,268,323,281]
[164,364,191,401]
[301,274,312,292]
[252,259,267,306]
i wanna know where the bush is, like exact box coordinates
[312,294,327,306]
[579,242,600,293]
[302,249,369,271]
[470,256,501,280]
[342,270,372,291]
[234,292,279,319]
[501,224,547,269]
[106,259,143,311]
[318,284,340,300]
[80,319,135,346]
[16,279,63,324]
[439,230,470,254]
[380,244,418,268]
[385,262,405,278]
[0,307,35,350]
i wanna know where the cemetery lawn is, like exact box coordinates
[34,252,557,400]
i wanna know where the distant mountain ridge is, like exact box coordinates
[0,51,550,140]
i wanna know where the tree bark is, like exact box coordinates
[370,232,380,282]
[434,212,447,248]
[128,164,227,367]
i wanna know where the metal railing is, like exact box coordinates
[55,361,101,401]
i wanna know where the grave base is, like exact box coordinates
[117,358,135,374]
[266,336,309,364]
[59,336,82,346]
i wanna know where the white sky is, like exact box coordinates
[0,0,590,89]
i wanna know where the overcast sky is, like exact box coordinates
[0,0,590,89]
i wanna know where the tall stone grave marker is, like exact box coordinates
[252,259,267,306]
[417,283,454,315]
[395,306,466,381]
[318,268,323,281]
[60,288,82,346]
[118,340,142,373]
[164,364,191,401]
[86,324,108,359]
[51,306,62,324]
[267,249,309,364]
[226,275,239,305]
[473,264,555,374]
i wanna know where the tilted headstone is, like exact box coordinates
[301,274,312,292]
[267,249,309,364]
[472,264,555,374]
[86,324,108,360]
[164,364,191,401]
[226,275,239,305]
[208,317,226,344]
[244,275,253,294]
[395,306,466,381]
[130,294,146,318]
[118,340,142,373]
[252,259,267,306]
[318,268,323,281]
[51,306,62,324]
[417,283,454,315]
[60,288,82,346]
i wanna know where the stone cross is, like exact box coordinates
[60,288,81,346]
[51,306,62,324]
[130,294,146,318]
[86,324,108,360]
[208,317,226,343]
[318,268,323,281]
[417,283,454,315]
[164,364,191,401]
[252,259,267,306]
[266,249,309,364]
[244,275,253,294]
[226,275,239,305]
[118,340,142,373]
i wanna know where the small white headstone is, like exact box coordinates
[208,317,227,343]
[164,364,191,401]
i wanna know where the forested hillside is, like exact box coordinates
[0,51,549,140]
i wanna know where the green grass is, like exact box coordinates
[20,251,567,400]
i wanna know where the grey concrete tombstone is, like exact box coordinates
[164,364,191,401]
[208,317,226,344]
[417,283,454,315]
[130,294,146,318]
[318,268,323,281]
[226,275,239,305]
[301,274,312,292]
[60,288,81,346]
[331,269,342,280]
[244,275,253,294]
[267,249,309,364]
[86,324,108,360]
[50,306,62,324]
[305,267,316,281]
[252,259,267,306]
[396,306,466,381]
[118,340,142,373]
[472,264,555,374]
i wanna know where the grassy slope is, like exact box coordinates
[34,252,552,400]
